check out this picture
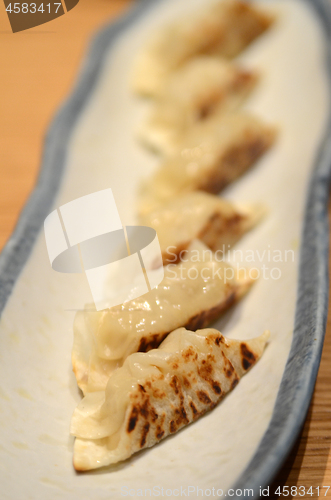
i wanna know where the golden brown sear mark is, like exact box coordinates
[190,401,198,417]
[138,333,166,353]
[198,212,244,250]
[185,295,236,331]
[140,399,150,419]
[155,414,166,440]
[181,346,198,361]
[240,342,257,370]
[128,389,160,433]
[170,420,176,433]
[150,407,158,423]
[183,376,191,388]
[212,381,222,395]
[127,406,139,433]
[198,136,272,195]
[140,422,150,448]
[156,427,165,440]
[223,360,235,379]
[214,335,224,346]
[231,377,239,390]
[152,387,166,399]
[175,406,189,425]
[197,390,212,405]
[170,375,180,395]
[197,355,223,395]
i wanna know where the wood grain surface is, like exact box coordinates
[0,1,330,498]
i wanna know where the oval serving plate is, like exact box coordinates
[0,1,331,499]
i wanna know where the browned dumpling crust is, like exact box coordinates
[72,241,256,395]
[71,327,269,470]
[139,56,258,154]
[141,191,265,264]
[138,112,276,216]
[132,0,273,96]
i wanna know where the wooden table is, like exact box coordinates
[0,1,330,497]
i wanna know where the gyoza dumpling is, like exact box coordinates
[71,327,269,470]
[140,191,265,264]
[72,241,256,394]
[138,112,276,216]
[132,0,273,95]
[139,57,257,155]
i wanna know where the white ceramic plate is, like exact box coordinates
[0,1,330,498]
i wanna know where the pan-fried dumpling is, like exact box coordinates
[71,327,269,470]
[72,240,256,395]
[139,57,257,155]
[132,0,273,95]
[140,191,265,264]
[138,112,276,216]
